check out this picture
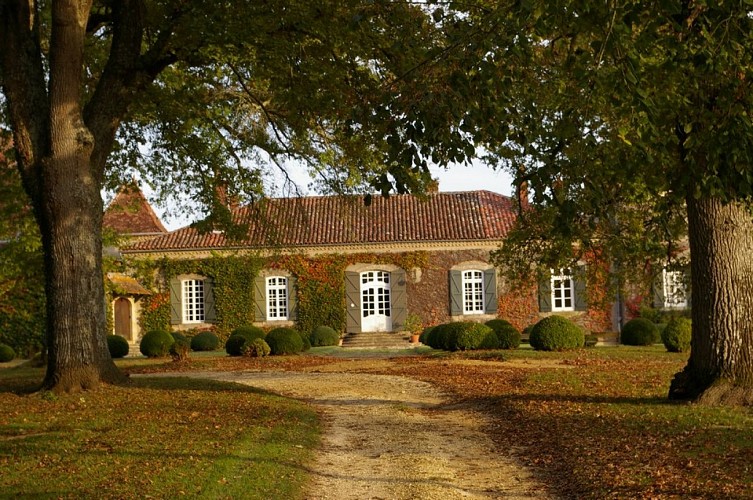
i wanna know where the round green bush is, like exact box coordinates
[266,327,304,355]
[139,330,175,358]
[0,343,16,363]
[230,325,266,342]
[170,337,191,361]
[485,319,521,350]
[424,323,452,350]
[170,331,188,343]
[106,335,129,358]
[529,316,585,351]
[191,331,220,351]
[662,317,692,353]
[419,326,435,345]
[621,318,660,346]
[298,330,311,352]
[225,326,267,356]
[443,322,494,351]
[310,326,340,347]
[242,338,271,357]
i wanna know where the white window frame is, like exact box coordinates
[266,276,289,321]
[182,279,205,323]
[462,270,485,315]
[551,268,575,312]
[662,269,688,309]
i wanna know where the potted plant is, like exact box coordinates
[404,313,423,343]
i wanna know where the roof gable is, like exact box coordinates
[126,190,516,252]
[103,183,167,236]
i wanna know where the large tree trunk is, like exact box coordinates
[669,195,753,405]
[37,0,124,392]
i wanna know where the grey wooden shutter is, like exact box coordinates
[652,271,665,309]
[287,276,298,321]
[483,269,498,314]
[538,274,552,313]
[204,277,217,322]
[573,266,587,312]
[169,277,182,325]
[391,269,407,331]
[253,275,266,321]
[345,271,361,333]
[449,270,463,316]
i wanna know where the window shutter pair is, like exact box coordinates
[169,276,216,325]
[538,267,587,312]
[254,275,298,321]
[448,269,498,315]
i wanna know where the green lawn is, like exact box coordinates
[0,367,319,499]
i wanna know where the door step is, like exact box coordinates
[341,331,415,349]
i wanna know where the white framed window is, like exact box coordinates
[462,270,485,314]
[266,276,289,320]
[551,268,575,312]
[662,269,688,309]
[182,279,205,323]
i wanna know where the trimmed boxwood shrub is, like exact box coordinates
[0,343,16,363]
[230,325,266,342]
[266,327,304,355]
[529,316,585,351]
[170,337,190,361]
[170,331,188,343]
[310,326,340,347]
[298,330,311,352]
[621,318,660,346]
[424,323,453,350]
[106,335,129,358]
[485,319,521,350]
[226,326,267,356]
[242,338,271,357]
[191,331,220,351]
[139,330,175,358]
[419,326,435,345]
[662,317,692,353]
[452,322,499,351]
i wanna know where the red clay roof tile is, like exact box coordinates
[125,190,517,252]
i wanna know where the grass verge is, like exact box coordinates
[0,369,319,499]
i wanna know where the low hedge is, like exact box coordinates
[170,331,188,343]
[662,317,692,353]
[310,326,340,347]
[451,322,498,351]
[139,330,175,358]
[106,335,129,358]
[621,318,659,346]
[266,327,304,355]
[423,323,451,350]
[485,319,521,350]
[225,326,267,356]
[190,331,220,351]
[242,338,271,357]
[529,316,585,351]
[0,343,16,363]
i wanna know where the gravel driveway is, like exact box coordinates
[186,369,550,499]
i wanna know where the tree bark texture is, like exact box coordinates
[39,0,123,391]
[669,195,753,405]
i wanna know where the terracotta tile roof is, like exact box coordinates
[103,183,167,236]
[125,190,517,252]
[107,273,152,295]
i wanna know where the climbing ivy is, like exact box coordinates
[133,251,429,340]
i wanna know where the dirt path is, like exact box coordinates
[190,370,550,499]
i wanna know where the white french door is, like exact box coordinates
[360,271,392,332]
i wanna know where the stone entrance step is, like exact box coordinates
[341,331,415,349]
